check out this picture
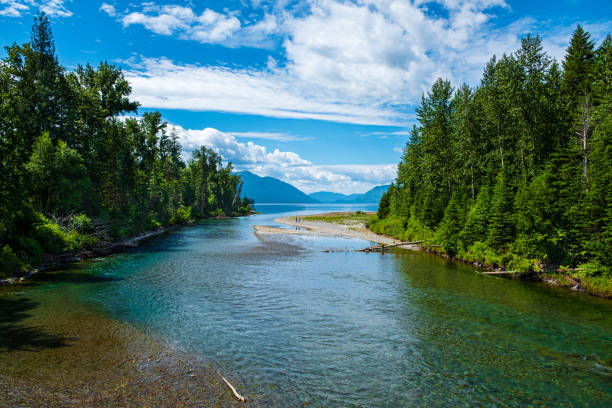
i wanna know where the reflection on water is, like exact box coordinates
[2,204,611,407]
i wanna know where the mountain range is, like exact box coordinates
[237,171,389,204]
[237,171,317,203]
[309,185,390,204]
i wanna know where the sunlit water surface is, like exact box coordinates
[4,204,612,406]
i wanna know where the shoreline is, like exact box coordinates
[254,214,420,249]
[0,281,252,407]
[1,213,257,406]
[257,211,610,299]
[1,212,255,286]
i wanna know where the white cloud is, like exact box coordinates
[108,4,241,44]
[248,163,397,194]
[38,0,70,17]
[124,57,403,126]
[171,125,311,167]
[99,2,115,17]
[117,0,544,124]
[116,1,610,125]
[227,131,312,142]
[168,124,396,194]
[0,0,29,17]
[0,0,71,17]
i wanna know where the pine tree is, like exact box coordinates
[563,25,596,107]
[461,186,491,247]
[487,171,514,250]
[563,25,596,186]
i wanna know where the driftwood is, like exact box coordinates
[216,370,245,402]
[357,241,422,252]
[481,270,519,275]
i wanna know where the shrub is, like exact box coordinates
[0,245,23,277]
[577,261,610,278]
[170,206,192,225]
[505,254,535,273]
[64,230,98,251]
[71,214,93,233]
[465,242,503,268]
[145,217,162,231]
[17,236,43,265]
[34,220,67,254]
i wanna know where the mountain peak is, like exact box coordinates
[238,171,317,203]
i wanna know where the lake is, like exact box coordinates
[1,204,611,406]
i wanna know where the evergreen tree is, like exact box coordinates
[460,186,491,247]
[487,171,514,250]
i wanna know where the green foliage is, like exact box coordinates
[302,212,372,225]
[377,189,391,219]
[487,172,514,250]
[460,186,490,247]
[70,214,92,233]
[0,14,251,271]
[435,193,465,255]
[377,25,612,282]
[169,206,192,225]
[462,242,503,268]
[26,133,90,214]
[0,245,23,278]
[577,261,610,278]
[369,214,434,243]
[34,217,67,254]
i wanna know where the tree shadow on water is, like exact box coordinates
[29,270,119,285]
[0,297,72,352]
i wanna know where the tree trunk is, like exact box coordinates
[578,94,592,191]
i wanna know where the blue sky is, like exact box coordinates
[1,1,610,193]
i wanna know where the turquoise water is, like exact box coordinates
[4,204,612,406]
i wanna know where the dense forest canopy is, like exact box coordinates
[373,27,611,289]
[0,14,251,276]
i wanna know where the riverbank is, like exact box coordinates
[0,277,254,407]
[1,212,255,286]
[264,212,611,299]
[255,212,419,250]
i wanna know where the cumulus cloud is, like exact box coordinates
[38,0,70,17]
[0,0,29,17]
[171,126,311,167]
[123,57,403,125]
[117,0,578,125]
[0,0,71,17]
[102,3,241,44]
[168,124,396,194]
[99,2,115,17]
[248,163,398,194]
[112,1,611,125]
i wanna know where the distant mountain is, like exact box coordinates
[357,184,391,203]
[308,191,360,203]
[237,171,318,204]
[308,184,390,204]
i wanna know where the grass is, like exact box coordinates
[302,212,374,225]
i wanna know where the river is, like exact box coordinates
[1,204,611,406]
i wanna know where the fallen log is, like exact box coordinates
[216,370,245,402]
[356,241,422,252]
[481,270,519,275]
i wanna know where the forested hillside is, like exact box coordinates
[0,15,250,277]
[372,27,611,294]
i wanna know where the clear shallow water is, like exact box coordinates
[4,204,612,406]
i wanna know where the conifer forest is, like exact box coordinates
[372,27,611,295]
